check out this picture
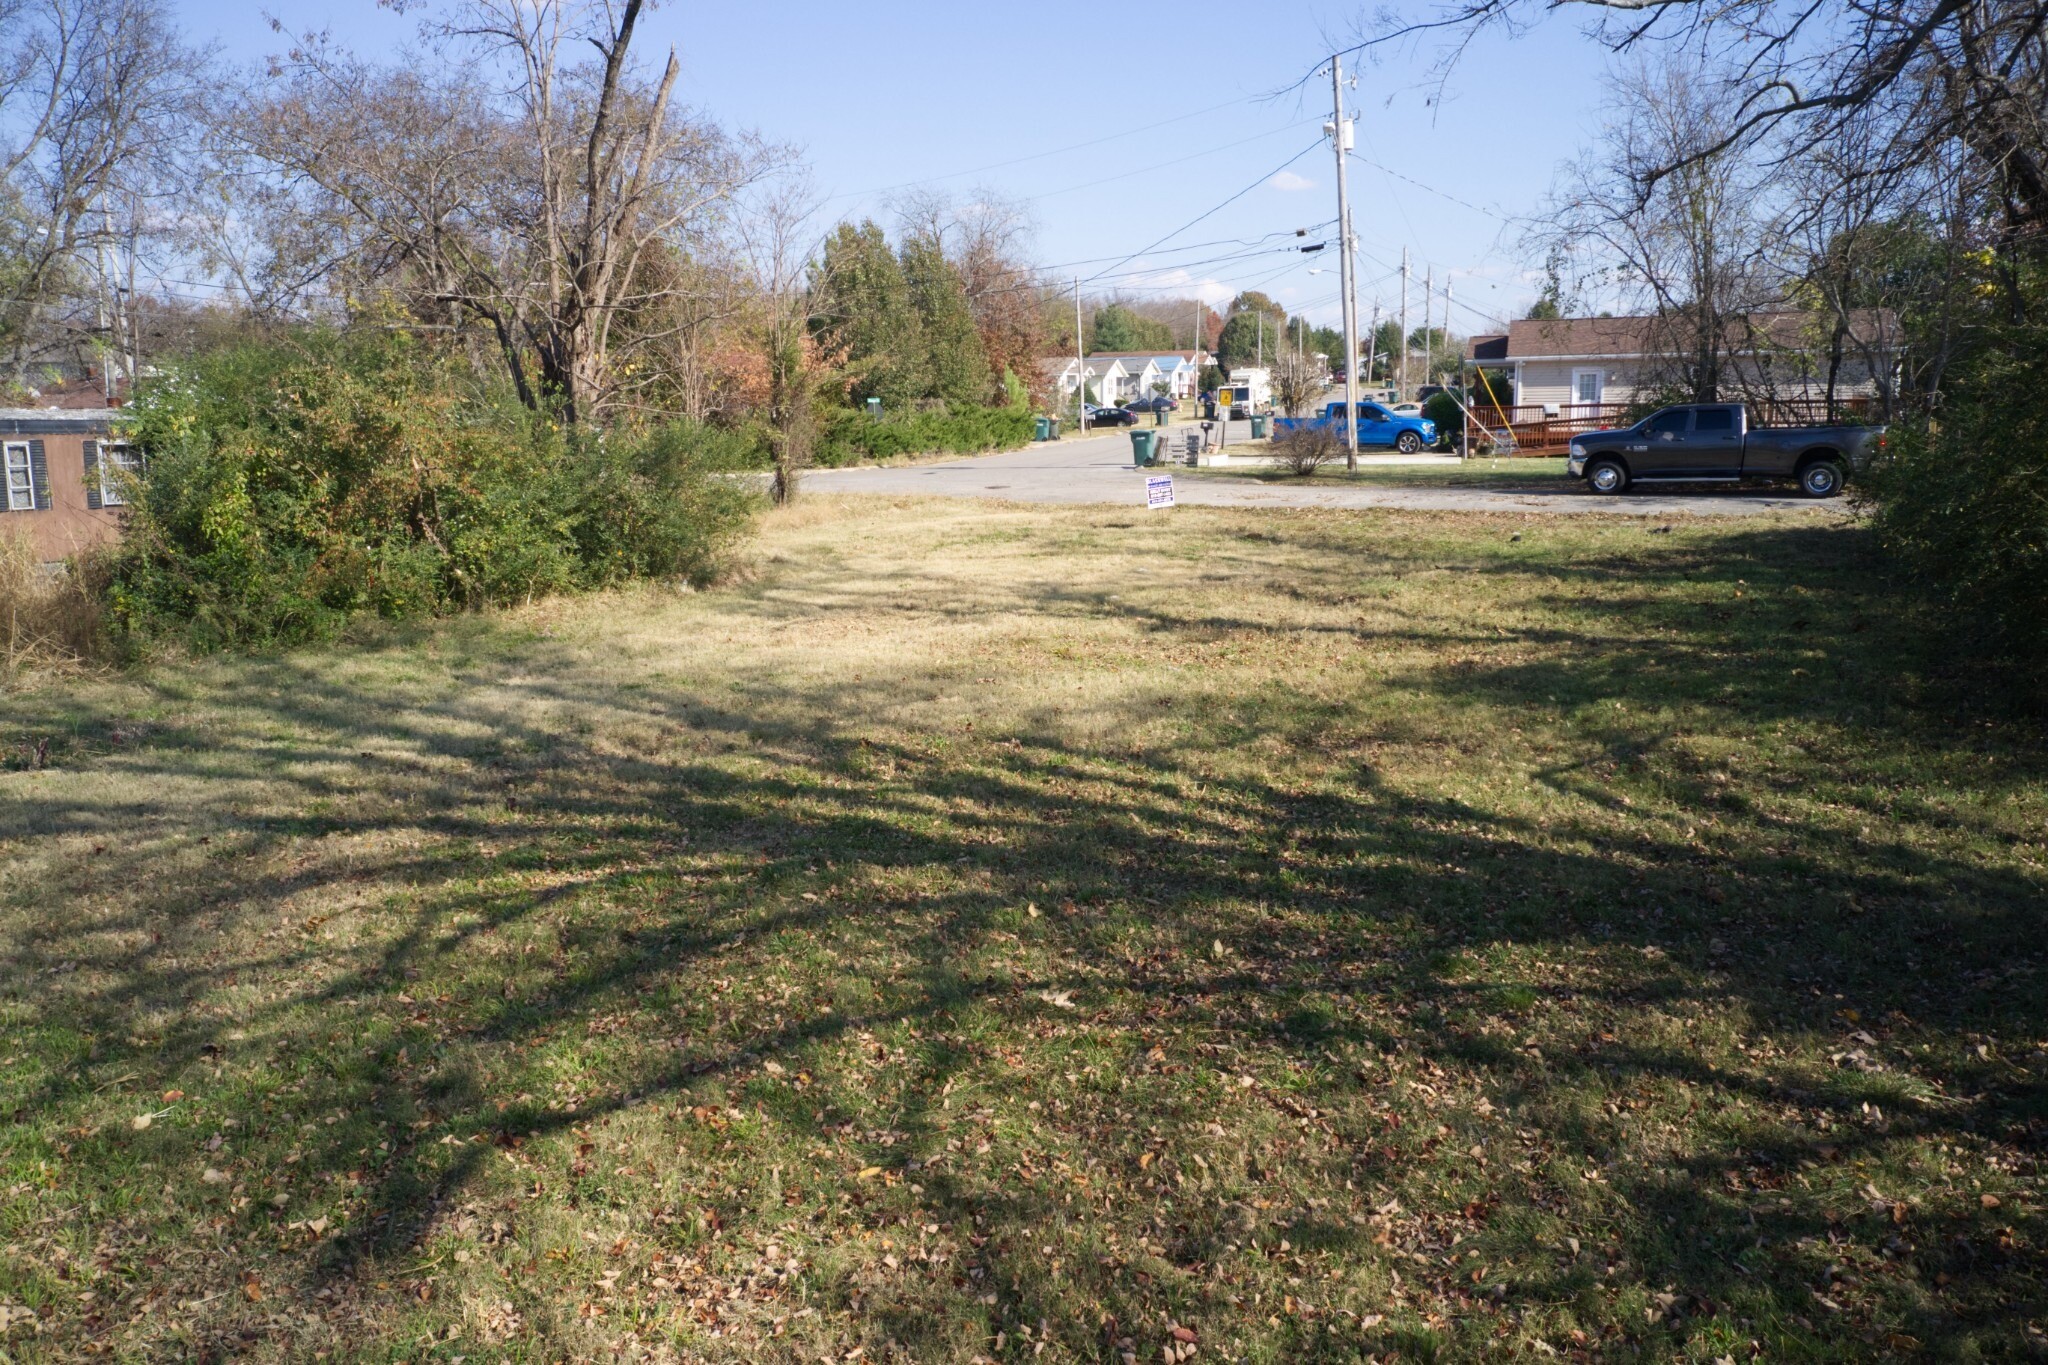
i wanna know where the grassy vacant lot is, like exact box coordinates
[2,497,2043,1363]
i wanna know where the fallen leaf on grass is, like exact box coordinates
[1037,989,1075,1010]
[857,1167,883,1180]
[1981,1194,2001,1209]
[201,1168,228,1185]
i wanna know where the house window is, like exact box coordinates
[1573,369,1604,405]
[3,443,32,512]
[98,442,140,506]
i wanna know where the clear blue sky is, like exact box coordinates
[179,2,1619,335]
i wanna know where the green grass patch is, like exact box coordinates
[0,497,2042,1361]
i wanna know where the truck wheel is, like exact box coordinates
[1798,459,1845,498]
[1586,458,1628,494]
[1395,431,1422,454]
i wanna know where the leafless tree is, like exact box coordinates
[1525,62,1781,402]
[0,0,194,390]
[733,174,829,505]
[1353,1,2048,241]
[1271,348,1323,416]
[226,0,784,423]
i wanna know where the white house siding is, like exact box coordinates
[1507,356,1885,409]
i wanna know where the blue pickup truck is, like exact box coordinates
[1272,401,1437,453]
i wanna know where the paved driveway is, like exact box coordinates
[805,428,1837,518]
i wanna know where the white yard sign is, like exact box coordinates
[1145,475,1175,510]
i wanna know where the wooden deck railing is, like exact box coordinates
[1464,397,1877,455]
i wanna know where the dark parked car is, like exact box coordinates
[1125,394,1180,413]
[1084,404,1140,427]
[1567,403,1886,497]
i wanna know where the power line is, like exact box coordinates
[1022,120,1321,204]
[1082,139,1327,286]
[1347,150,1511,224]
[1034,225,1333,274]
[824,93,1272,203]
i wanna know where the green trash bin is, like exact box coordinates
[1046,418,1060,440]
[1129,430,1158,466]
[1250,414,1270,439]
[1033,415,1052,441]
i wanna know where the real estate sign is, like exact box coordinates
[1145,475,1175,511]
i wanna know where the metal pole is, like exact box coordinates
[1075,277,1087,434]
[1399,247,1410,400]
[1330,56,1360,471]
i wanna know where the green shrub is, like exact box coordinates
[104,332,758,652]
[812,375,1032,467]
[1422,391,1463,444]
[1863,339,2048,671]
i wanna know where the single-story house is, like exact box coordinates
[1039,358,1082,397]
[1465,310,1900,410]
[2,408,131,563]
[1043,352,1208,404]
[1087,352,1205,399]
[1041,357,1123,402]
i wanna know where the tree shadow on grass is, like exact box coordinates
[0,511,2042,1360]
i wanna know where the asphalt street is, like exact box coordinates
[804,426,1838,518]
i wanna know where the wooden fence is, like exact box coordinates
[1464,397,1878,455]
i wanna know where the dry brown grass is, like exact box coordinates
[0,531,100,680]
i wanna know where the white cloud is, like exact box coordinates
[1116,264,1235,308]
[1269,171,1316,192]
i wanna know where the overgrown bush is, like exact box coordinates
[0,532,102,678]
[1863,342,2048,672]
[1422,391,1464,446]
[811,373,1033,467]
[104,332,758,653]
[1270,425,1342,476]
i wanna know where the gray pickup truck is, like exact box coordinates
[1566,403,1886,498]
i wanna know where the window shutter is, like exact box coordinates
[83,440,101,510]
[28,439,50,511]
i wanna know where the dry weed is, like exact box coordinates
[0,531,101,678]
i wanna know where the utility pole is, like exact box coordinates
[1449,276,1462,460]
[93,202,111,404]
[1329,54,1360,471]
[1074,277,1087,433]
[1256,309,1263,369]
[1399,247,1411,400]
[1365,303,1380,392]
[122,207,139,391]
[1422,264,1433,395]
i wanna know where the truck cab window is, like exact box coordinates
[1694,407,1736,432]
[1645,410,1690,437]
